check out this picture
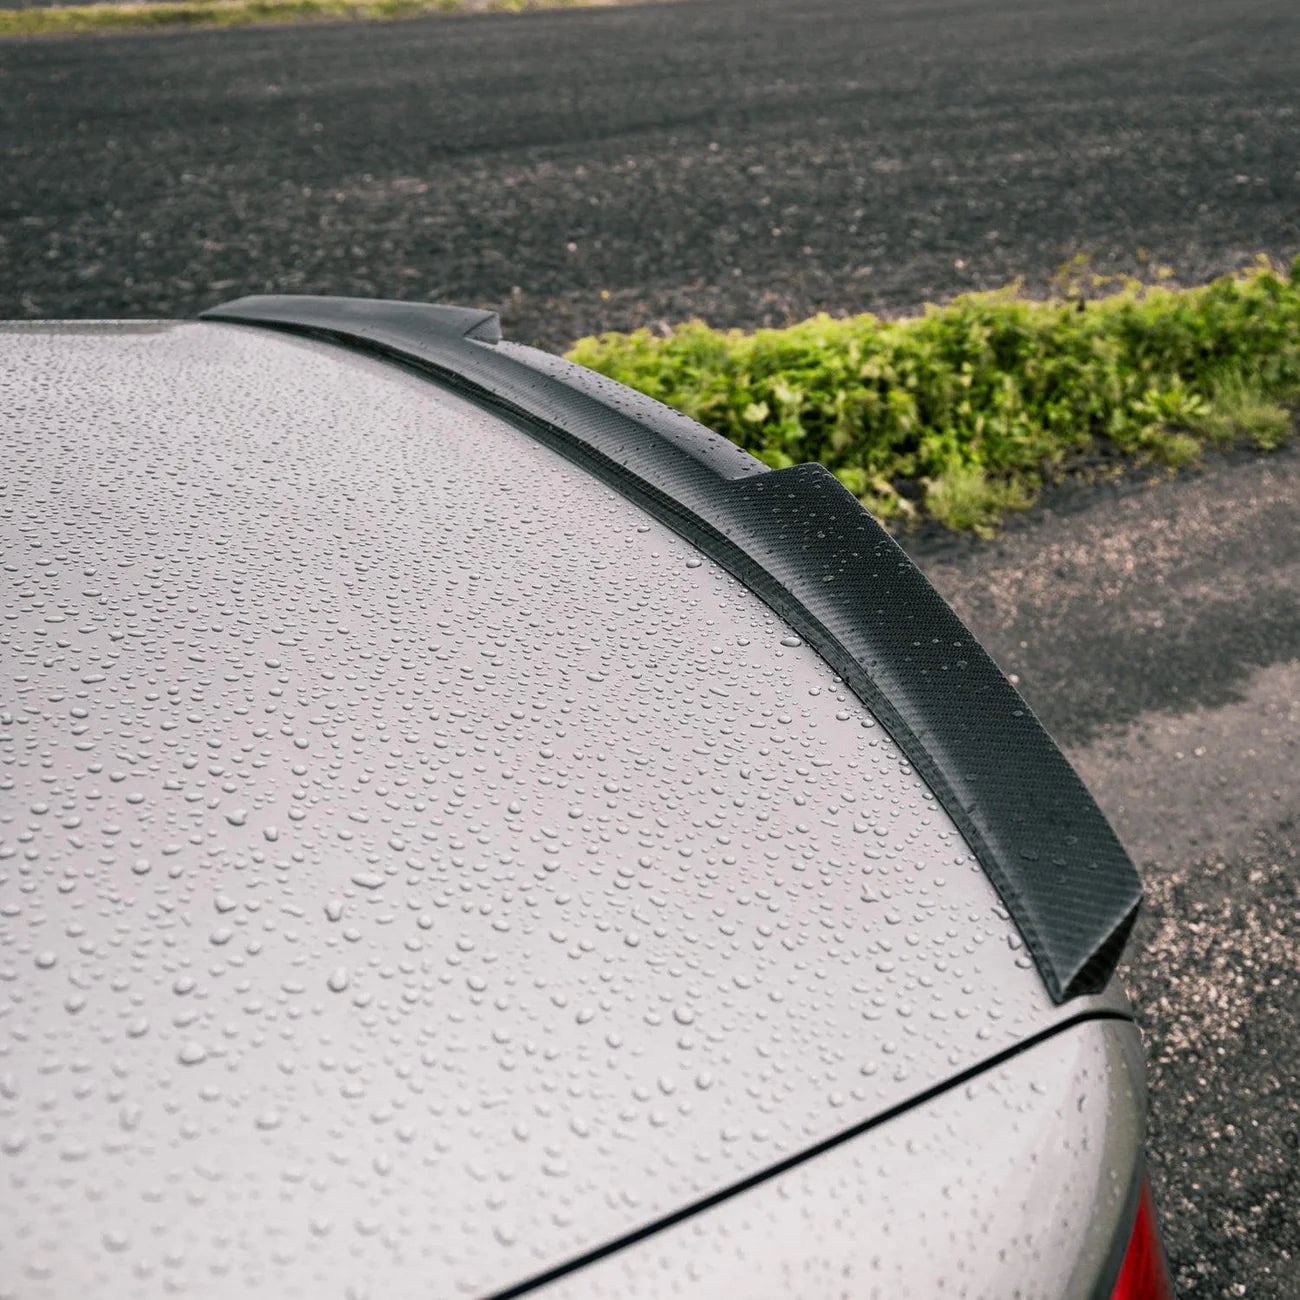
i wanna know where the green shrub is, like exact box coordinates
[566,255,1300,533]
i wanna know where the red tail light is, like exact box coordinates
[1110,1175,1174,1300]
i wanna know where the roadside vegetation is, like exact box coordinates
[567,256,1300,534]
[0,0,626,38]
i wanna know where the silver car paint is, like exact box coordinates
[541,1017,1146,1300]
[1,321,1135,1298]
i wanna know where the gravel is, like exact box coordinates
[1128,827,1298,1299]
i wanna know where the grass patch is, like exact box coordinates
[0,0,633,38]
[566,255,1300,535]
[1184,370,1294,451]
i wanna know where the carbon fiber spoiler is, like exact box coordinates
[200,294,1143,1002]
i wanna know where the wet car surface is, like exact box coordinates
[1,316,1155,1297]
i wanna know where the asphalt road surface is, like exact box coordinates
[3,1,1299,1295]
[2,0,1299,345]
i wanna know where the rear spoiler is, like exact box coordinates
[201,294,1142,1002]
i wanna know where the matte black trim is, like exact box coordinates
[199,296,1143,1004]
[487,1010,1136,1298]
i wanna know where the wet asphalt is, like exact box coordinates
[2,0,1299,1295]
